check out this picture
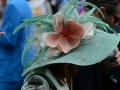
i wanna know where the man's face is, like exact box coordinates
[103,3,120,27]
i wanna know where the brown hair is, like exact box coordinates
[86,0,120,13]
[46,63,78,89]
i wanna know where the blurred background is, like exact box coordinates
[0,0,69,27]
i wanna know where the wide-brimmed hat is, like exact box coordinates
[14,0,120,76]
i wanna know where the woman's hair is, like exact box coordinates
[46,63,78,89]
[86,0,120,13]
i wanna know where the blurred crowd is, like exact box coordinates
[0,0,69,21]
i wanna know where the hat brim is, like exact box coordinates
[22,30,120,76]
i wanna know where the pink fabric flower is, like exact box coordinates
[46,15,84,53]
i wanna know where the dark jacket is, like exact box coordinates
[101,24,120,90]
[73,64,103,90]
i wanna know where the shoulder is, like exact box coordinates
[6,0,30,11]
[22,74,50,90]
[21,68,50,90]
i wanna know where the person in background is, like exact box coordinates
[0,0,32,90]
[27,0,52,16]
[101,22,120,90]
[48,0,68,14]
[73,0,120,90]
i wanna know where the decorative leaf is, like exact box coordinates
[22,46,48,76]
[24,56,37,67]
[66,0,78,5]
[13,15,54,34]
[37,26,54,33]
[13,21,33,34]
[58,0,77,15]
[83,8,96,17]
[75,2,105,19]
[107,27,118,36]
[84,19,117,35]
[23,15,54,21]
[21,37,38,66]
[39,20,52,27]
[60,5,75,16]
[25,34,34,42]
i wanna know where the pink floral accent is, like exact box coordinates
[46,15,84,53]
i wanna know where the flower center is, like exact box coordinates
[62,29,69,37]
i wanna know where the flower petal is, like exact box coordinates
[46,34,62,47]
[81,22,94,39]
[52,15,64,33]
[67,37,80,49]
[65,20,84,38]
[57,36,71,53]
[65,20,78,30]
[77,23,84,38]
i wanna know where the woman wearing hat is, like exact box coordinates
[13,0,120,89]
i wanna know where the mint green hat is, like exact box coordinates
[13,0,120,76]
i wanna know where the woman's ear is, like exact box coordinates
[94,7,106,20]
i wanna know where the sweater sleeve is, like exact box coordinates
[0,3,22,47]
